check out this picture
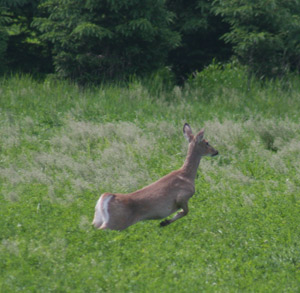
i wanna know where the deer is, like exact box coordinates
[92,123,218,231]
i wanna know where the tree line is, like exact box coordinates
[1,0,300,84]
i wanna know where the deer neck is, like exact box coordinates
[181,144,202,181]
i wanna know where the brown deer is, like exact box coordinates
[92,123,218,231]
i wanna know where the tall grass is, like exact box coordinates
[1,67,300,292]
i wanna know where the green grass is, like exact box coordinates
[1,68,300,292]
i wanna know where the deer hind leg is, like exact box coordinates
[160,202,189,227]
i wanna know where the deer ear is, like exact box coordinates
[183,123,194,142]
[195,128,204,143]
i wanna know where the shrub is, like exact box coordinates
[188,61,251,97]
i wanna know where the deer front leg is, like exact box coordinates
[160,202,189,227]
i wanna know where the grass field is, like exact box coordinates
[1,67,300,292]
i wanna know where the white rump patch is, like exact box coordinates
[92,197,103,228]
[92,194,113,229]
[101,194,113,225]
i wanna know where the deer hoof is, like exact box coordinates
[160,219,170,227]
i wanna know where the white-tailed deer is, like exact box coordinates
[92,123,218,231]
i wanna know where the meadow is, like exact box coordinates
[1,66,300,292]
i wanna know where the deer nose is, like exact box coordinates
[212,151,218,157]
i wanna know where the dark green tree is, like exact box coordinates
[0,0,52,74]
[0,6,9,73]
[33,0,180,83]
[167,0,232,82]
[213,0,300,78]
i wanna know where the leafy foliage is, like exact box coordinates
[0,8,9,73]
[33,0,180,83]
[189,61,251,98]
[1,0,300,81]
[213,0,300,78]
[0,0,53,74]
[167,0,232,82]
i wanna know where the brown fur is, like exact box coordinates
[92,123,218,231]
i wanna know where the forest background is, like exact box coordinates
[1,0,300,83]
